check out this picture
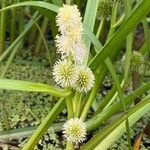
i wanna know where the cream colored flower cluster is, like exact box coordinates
[53,5,95,93]
[56,4,86,63]
[63,118,86,144]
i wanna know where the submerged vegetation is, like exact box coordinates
[0,0,150,149]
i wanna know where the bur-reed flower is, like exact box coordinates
[97,0,112,20]
[55,5,85,60]
[130,51,144,74]
[63,118,86,144]
[56,5,82,34]
[73,66,95,93]
[53,60,77,87]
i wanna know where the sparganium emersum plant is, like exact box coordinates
[53,4,95,145]
[0,0,149,150]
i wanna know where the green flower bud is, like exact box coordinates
[97,0,112,20]
[122,51,144,75]
[130,51,144,74]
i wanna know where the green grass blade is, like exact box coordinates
[0,1,59,14]
[86,82,150,131]
[22,98,65,150]
[83,0,99,62]
[0,122,63,140]
[83,24,102,51]
[0,12,40,63]
[105,58,132,149]
[0,41,22,78]
[82,96,150,150]
[0,0,7,54]
[89,0,150,71]
[0,79,71,97]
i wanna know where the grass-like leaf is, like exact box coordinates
[89,0,150,71]
[0,79,71,97]
[82,96,150,150]
[86,82,150,131]
[22,98,65,150]
[0,1,59,16]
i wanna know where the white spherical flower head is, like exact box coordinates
[63,118,86,144]
[53,60,77,87]
[73,66,95,93]
[56,5,82,34]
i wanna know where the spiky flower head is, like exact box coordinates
[122,51,144,75]
[97,0,112,20]
[130,51,144,74]
[56,5,83,35]
[63,118,86,144]
[53,60,77,87]
[73,66,95,93]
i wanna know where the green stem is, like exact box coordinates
[83,96,150,150]
[0,41,22,78]
[124,0,133,85]
[94,83,116,115]
[141,18,150,54]
[66,92,74,119]
[73,92,82,117]
[0,0,7,54]
[18,7,24,34]
[96,18,104,39]
[0,7,22,130]
[27,14,52,66]
[10,0,17,43]
[34,17,49,56]
[112,14,125,28]
[80,65,106,120]
[66,90,74,149]
[107,1,119,40]
[66,0,72,5]
[102,80,124,110]
[94,18,104,53]
[66,142,74,150]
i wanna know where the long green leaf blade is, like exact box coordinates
[86,82,150,131]
[0,79,71,97]
[22,98,65,150]
[83,0,99,62]
[82,96,150,150]
[0,1,59,14]
[83,0,99,48]
[89,0,150,71]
